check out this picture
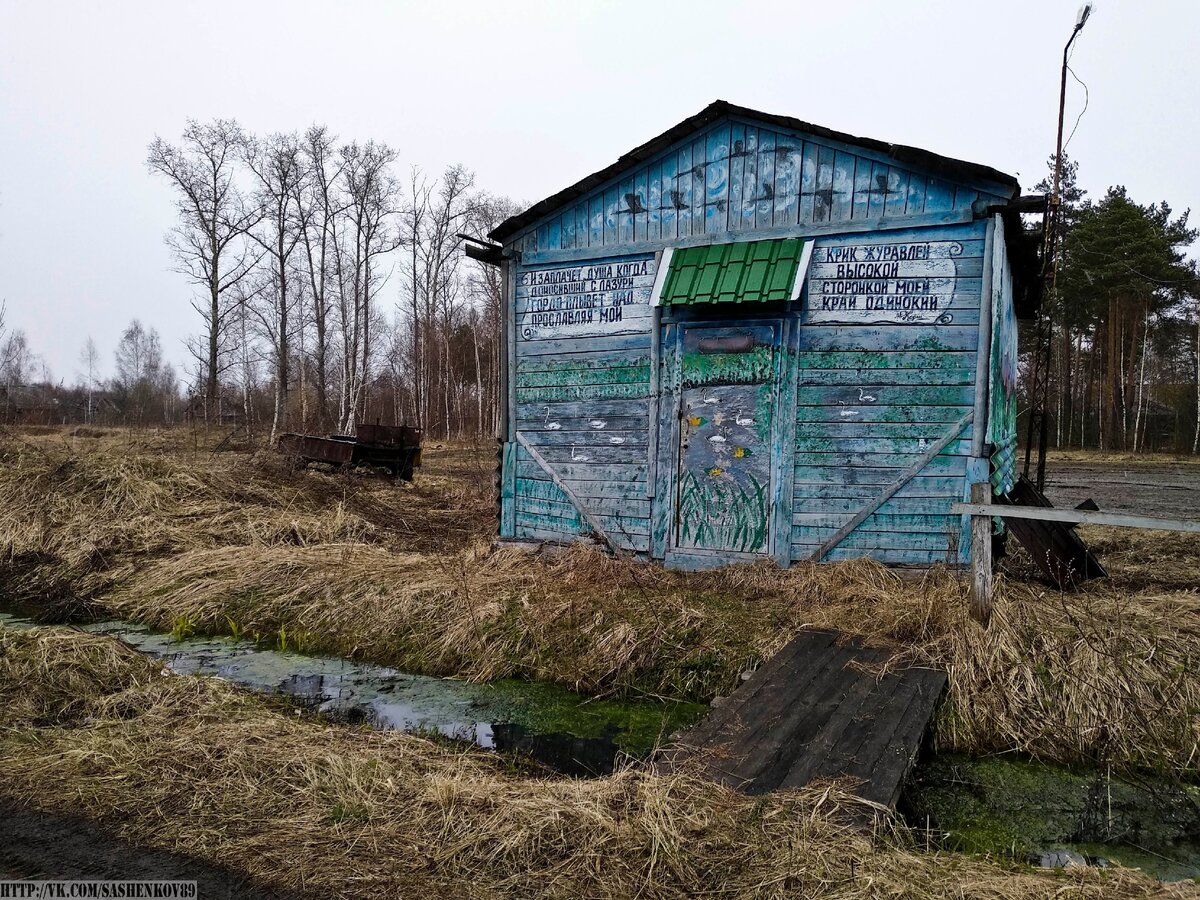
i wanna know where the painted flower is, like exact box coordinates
[688,415,704,427]
[707,466,723,477]
[733,447,747,458]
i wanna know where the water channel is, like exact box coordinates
[0,611,706,776]
[4,610,1199,881]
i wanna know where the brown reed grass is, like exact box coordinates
[1,625,1186,899]
[2,426,1199,774]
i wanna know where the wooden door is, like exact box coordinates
[673,322,781,554]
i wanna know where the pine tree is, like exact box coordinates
[1057,187,1198,449]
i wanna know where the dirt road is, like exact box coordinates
[1043,460,1200,521]
[0,801,292,898]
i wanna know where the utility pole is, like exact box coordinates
[1028,3,1093,491]
[1049,3,1092,261]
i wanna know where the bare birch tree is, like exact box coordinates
[79,337,100,423]
[147,120,262,420]
[229,280,262,444]
[335,140,401,432]
[399,166,485,434]
[245,131,307,443]
[295,126,345,429]
[399,169,433,429]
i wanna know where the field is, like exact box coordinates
[1,425,1199,896]
[1044,451,1200,520]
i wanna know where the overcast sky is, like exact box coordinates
[2,0,1197,383]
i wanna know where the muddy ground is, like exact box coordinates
[2,439,1197,894]
[0,802,291,898]
[1043,459,1200,520]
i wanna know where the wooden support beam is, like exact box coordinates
[969,482,992,626]
[809,410,974,562]
[514,433,618,552]
[951,504,1200,535]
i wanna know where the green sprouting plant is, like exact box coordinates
[293,629,318,654]
[327,802,368,825]
[170,614,197,642]
[225,616,242,642]
[275,625,318,654]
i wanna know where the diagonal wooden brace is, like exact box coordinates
[808,409,975,562]
[514,433,617,552]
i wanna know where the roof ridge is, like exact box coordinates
[490,100,1019,243]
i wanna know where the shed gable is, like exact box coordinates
[505,112,1014,256]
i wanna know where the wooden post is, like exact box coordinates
[970,481,992,626]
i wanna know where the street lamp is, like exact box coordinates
[1030,4,1093,491]
[1048,2,1093,265]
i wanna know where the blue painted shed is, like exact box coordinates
[487,101,1038,569]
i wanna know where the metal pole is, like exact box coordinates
[1050,9,1089,252]
[1033,8,1090,490]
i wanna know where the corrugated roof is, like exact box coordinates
[490,100,1020,243]
[660,239,806,305]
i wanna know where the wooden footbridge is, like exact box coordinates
[664,630,946,808]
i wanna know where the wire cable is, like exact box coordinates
[1063,59,1089,152]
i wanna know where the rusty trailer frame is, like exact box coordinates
[277,425,422,481]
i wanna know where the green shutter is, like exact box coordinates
[659,238,808,305]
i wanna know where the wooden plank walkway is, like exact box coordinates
[663,630,946,808]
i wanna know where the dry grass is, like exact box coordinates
[1046,448,1200,466]
[3,426,1200,775]
[0,425,494,599]
[1,625,1187,899]
[1078,526,1200,588]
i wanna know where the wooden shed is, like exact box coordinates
[486,100,1039,570]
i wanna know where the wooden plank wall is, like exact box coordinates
[509,253,658,551]
[513,118,1008,257]
[499,112,1008,569]
[790,221,987,565]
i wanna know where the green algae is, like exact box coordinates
[0,611,705,765]
[903,753,1200,880]
[475,677,705,756]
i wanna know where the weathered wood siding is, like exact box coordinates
[790,221,987,565]
[500,112,1011,570]
[510,117,1008,257]
[510,252,658,550]
[985,224,1018,494]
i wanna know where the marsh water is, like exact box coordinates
[5,609,1200,881]
[904,753,1200,881]
[0,610,706,776]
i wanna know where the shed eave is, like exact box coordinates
[489,99,1021,243]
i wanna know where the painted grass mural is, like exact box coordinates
[676,468,769,553]
[680,345,775,387]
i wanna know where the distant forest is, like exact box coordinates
[1020,156,1199,454]
[2,119,516,443]
[1,130,1198,454]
